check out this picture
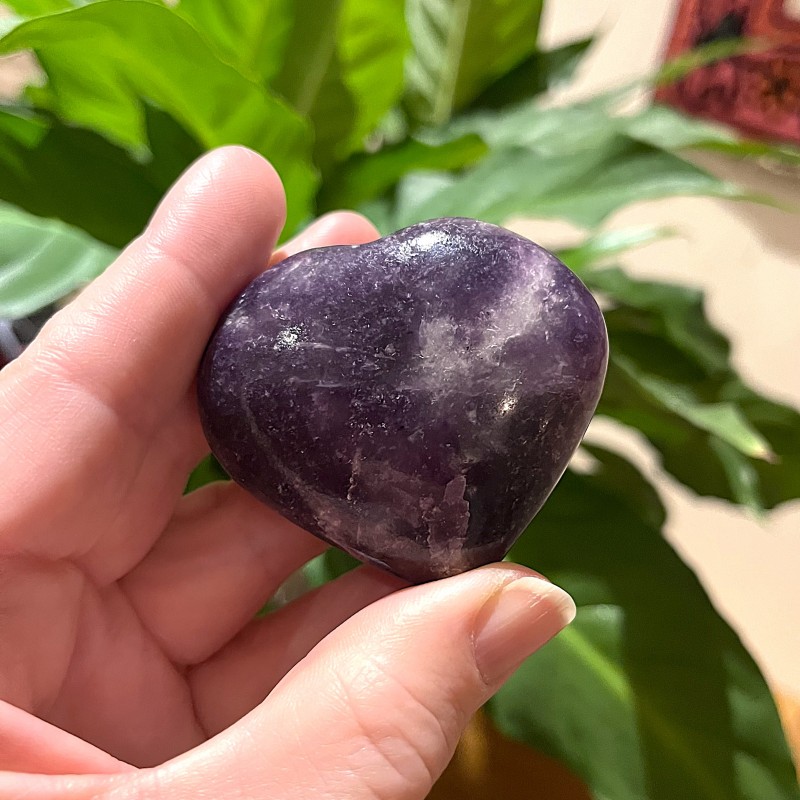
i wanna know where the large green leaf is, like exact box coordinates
[725,384,800,510]
[320,37,594,214]
[176,0,293,84]
[338,0,409,145]
[424,93,619,153]
[274,0,409,169]
[614,355,773,460]
[654,37,770,88]
[625,104,744,152]
[438,80,800,168]
[589,266,800,510]
[319,133,486,212]
[392,139,742,229]
[490,447,800,800]
[0,109,164,246]
[0,202,116,319]
[140,103,205,194]
[558,226,672,274]
[469,37,594,111]
[625,104,800,165]
[0,1,316,235]
[1,0,71,14]
[391,94,749,231]
[588,267,732,374]
[272,0,341,119]
[404,0,543,125]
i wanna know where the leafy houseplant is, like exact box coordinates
[0,1,799,797]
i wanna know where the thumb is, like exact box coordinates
[152,564,575,800]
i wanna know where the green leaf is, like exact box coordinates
[184,453,229,494]
[272,0,341,118]
[469,37,594,110]
[3,0,163,13]
[404,0,543,125]
[588,266,800,510]
[490,447,800,800]
[274,0,409,169]
[141,103,205,193]
[406,95,751,232]
[625,103,742,151]
[175,0,294,84]
[722,383,800,510]
[557,226,671,274]
[440,79,800,169]
[356,196,395,236]
[389,169,456,228]
[525,140,744,225]
[599,357,777,512]
[303,549,361,589]
[0,109,164,246]
[0,202,116,318]
[393,138,742,229]
[626,104,800,165]
[0,1,317,235]
[318,133,486,212]
[655,37,768,88]
[586,266,731,374]
[338,0,409,146]
[709,437,765,515]
[614,354,775,461]
[425,93,618,153]
[1,0,72,15]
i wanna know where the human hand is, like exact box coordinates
[0,148,576,799]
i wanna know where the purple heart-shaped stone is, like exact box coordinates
[198,218,607,583]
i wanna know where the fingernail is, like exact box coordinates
[473,577,576,684]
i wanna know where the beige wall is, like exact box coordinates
[529,0,800,696]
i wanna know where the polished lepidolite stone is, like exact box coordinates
[198,218,608,583]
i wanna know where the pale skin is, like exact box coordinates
[0,147,576,799]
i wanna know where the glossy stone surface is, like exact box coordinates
[198,218,608,583]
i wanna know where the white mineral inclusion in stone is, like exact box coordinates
[273,325,303,351]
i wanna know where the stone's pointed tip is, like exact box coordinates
[198,217,608,584]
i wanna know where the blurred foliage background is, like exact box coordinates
[0,1,799,798]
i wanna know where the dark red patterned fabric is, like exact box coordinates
[658,0,800,144]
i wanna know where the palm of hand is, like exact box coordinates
[0,149,571,800]
[0,148,391,770]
